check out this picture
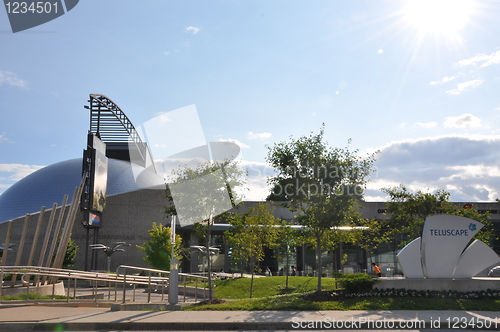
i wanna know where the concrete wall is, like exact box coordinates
[375,277,500,292]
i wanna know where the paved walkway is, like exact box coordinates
[0,304,499,331]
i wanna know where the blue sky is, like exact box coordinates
[2,0,500,202]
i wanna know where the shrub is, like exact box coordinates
[338,273,378,294]
[137,222,182,271]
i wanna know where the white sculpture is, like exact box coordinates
[397,215,500,279]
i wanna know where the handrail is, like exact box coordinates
[0,265,209,304]
[116,265,209,280]
[116,265,209,303]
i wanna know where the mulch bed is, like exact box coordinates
[303,291,338,302]
[195,298,227,305]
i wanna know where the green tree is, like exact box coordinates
[137,222,183,271]
[225,203,281,298]
[382,184,493,246]
[165,159,247,300]
[350,218,386,265]
[51,234,78,268]
[266,125,378,292]
[63,236,78,268]
[274,223,302,289]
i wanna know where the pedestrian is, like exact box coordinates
[372,263,382,277]
[265,266,272,276]
[291,266,296,276]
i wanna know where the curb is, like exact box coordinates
[31,321,294,331]
[4,320,494,331]
[110,302,183,311]
[0,322,36,332]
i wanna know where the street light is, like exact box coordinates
[90,242,131,272]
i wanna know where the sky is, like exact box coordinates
[2,0,500,202]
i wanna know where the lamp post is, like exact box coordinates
[89,242,131,272]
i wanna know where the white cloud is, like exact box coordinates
[429,74,462,85]
[443,113,481,128]
[443,165,500,180]
[164,51,170,56]
[0,70,27,88]
[248,131,272,140]
[186,26,200,34]
[218,135,500,203]
[0,164,45,194]
[457,54,494,67]
[481,50,500,67]
[0,164,45,180]
[397,122,437,129]
[217,138,250,149]
[416,122,437,128]
[457,50,500,68]
[446,78,483,95]
[371,135,500,202]
[240,160,276,201]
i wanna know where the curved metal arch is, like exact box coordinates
[87,94,153,169]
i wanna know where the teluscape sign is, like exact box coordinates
[397,215,500,279]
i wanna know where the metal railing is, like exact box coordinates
[0,265,209,304]
[117,265,210,303]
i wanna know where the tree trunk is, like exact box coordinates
[285,246,290,290]
[240,255,244,278]
[206,218,213,300]
[249,257,255,298]
[316,233,322,292]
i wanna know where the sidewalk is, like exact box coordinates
[0,304,499,331]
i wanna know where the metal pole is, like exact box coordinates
[28,207,45,266]
[1,221,13,266]
[84,227,90,271]
[11,214,30,287]
[169,216,178,305]
[147,271,151,303]
[122,267,127,304]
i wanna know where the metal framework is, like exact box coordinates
[85,94,154,168]
[0,265,209,303]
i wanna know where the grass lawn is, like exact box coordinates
[0,292,68,301]
[214,276,338,299]
[183,276,500,311]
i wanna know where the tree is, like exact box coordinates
[51,234,78,268]
[351,218,386,266]
[382,184,493,246]
[274,223,302,289]
[266,125,378,292]
[224,203,281,298]
[63,236,79,268]
[137,222,183,271]
[165,159,247,300]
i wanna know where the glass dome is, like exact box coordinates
[0,158,165,223]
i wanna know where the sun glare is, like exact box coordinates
[404,0,474,37]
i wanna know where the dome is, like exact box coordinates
[0,158,165,223]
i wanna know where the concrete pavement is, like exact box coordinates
[0,304,499,331]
